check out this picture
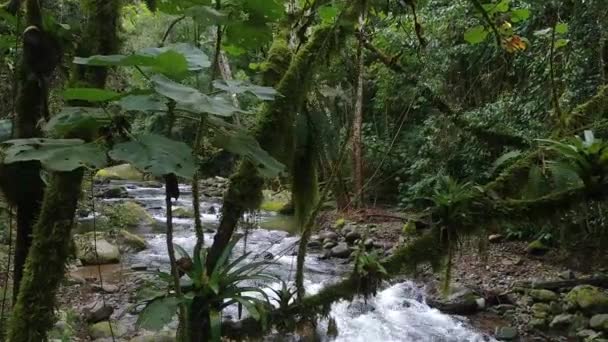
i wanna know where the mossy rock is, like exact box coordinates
[334,218,346,229]
[101,201,155,229]
[565,285,608,314]
[260,189,291,212]
[129,331,176,342]
[89,321,126,339]
[529,289,558,302]
[95,164,143,181]
[73,234,121,265]
[115,230,147,252]
[173,207,196,219]
[526,240,550,255]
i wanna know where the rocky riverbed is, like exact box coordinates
[44,174,608,341]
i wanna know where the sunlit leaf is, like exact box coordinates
[554,38,570,49]
[555,22,569,34]
[62,88,121,102]
[319,5,338,24]
[510,8,530,23]
[464,25,488,44]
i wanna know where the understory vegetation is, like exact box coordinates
[0,0,607,341]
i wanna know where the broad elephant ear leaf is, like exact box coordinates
[211,129,284,178]
[2,138,107,171]
[44,107,110,138]
[137,296,181,331]
[151,74,248,116]
[108,134,196,179]
[212,80,278,101]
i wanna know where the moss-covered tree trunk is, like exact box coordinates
[10,0,46,303]
[7,171,84,341]
[7,1,121,340]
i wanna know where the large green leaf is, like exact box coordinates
[151,74,247,116]
[73,43,210,75]
[62,88,121,102]
[212,80,278,101]
[117,94,167,112]
[136,296,181,331]
[212,129,284,178]
[2,138,107,171]
[44,107,110,138]
[185,5,228,26]
[464,25,488,44]
[109,134,196,179]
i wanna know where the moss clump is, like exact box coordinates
[173,207,196,219]
[565,285,608,314]
[95,163,143,181]
[334,218,346,229]
[101,201,155,229]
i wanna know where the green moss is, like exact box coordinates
[95,164,144,181]
[173,207,196,219]
[334,218,346,229]
[101,201,155,229]
[260,201,285,212]
[565,285,608,314]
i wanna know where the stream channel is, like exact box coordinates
[87,180,494,342]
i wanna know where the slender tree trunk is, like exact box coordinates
[352,6,367,208]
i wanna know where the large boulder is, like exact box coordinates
[565,285,608,314]
[73,234,120,265]
[95,164,143,181]
[101,201,155,229]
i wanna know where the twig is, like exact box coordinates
[160,15,186,47]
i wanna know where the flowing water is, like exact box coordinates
[99,181,494,342]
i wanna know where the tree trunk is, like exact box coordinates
[8,171,84,341]
[10,0,46,304]
[8,1,121,340]
[351,7,367,208]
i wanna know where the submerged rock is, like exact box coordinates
[494,326,518,340]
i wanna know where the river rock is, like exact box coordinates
[113,230,147,252]
[89,321,126,339]
[549,314,575,328]
[95,164,143,181]
[320,231,338,241]
[206,206,217,214]
[92,283,120,294]
[74,236,120,265]
[528,318,546,329]
[526,240,550,256]
[131,263,147,271]
[590,314,608,331]
[97,186,129,199]
[577,329,602,340]
[531,303,551,319]
[173,207,195,219]
[345,231,361,244]
[488,234,504,243]
[84,300,114,323]
[307,240,322,249]
[494,326,518,340]
[559,270,576,280]
[331,243,351,258]
[529,289,558,302]
[364,238,374,249]
[129,331,176,342]
[323,241,337,249]
[565,285,608,314]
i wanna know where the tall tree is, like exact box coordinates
[7,1,122,340]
